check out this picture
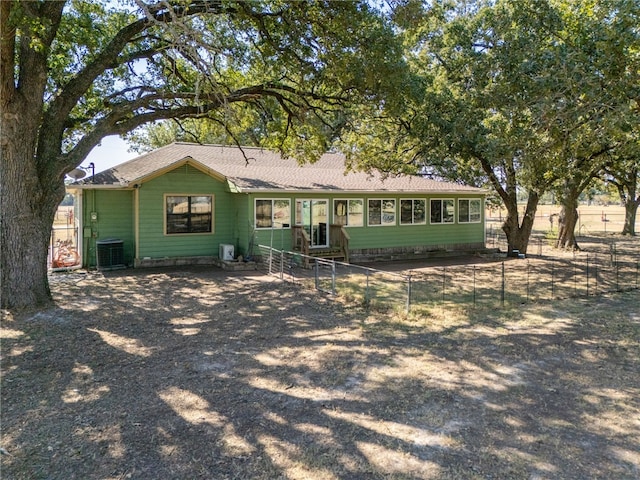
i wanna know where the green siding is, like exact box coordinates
[82,190,134,267]
[137,165,238,259]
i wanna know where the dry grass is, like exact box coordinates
[2,262,639,479]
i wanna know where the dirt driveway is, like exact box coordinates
[1,266,639,479]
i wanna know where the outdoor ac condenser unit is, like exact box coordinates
[219,244,235,261]
[96,238,125,270]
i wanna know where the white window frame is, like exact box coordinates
[254,198,291,229]
[333,199,364,227]
[430,198,455,224]
[368,198,396,227]
[399,198,427,225]
[164,194,214,235]
[458,198,482,223]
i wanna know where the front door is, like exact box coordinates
[296,199,328,248]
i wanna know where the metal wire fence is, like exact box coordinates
[257,244,640,312]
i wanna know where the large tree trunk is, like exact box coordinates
[1,2,67,310]
[1,106,64,310]
[556,190,580,249]
[621,196,638,236]
[502,191,539,255]
[619,174,638,236]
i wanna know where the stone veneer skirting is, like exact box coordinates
[132,243,489,269]
[134,256,257,271]
[348,242,489,262]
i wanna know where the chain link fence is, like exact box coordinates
[257,244,640,312]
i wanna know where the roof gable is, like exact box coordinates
[74,142,485,194]
[132,156,226,185]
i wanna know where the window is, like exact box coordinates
[333,199,364,227]
[368,199,396,226]
[458,199,482,223]
[166,195,212,234]
[430,199,455,224]
[255,199,291,229]
[400,199,426,225]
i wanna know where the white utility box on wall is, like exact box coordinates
[219,244,235,261]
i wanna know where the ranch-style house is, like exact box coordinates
[67,142,487,269]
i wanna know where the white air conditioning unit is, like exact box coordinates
[219,244,235,261]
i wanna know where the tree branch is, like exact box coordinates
[61,82,297,169]
[39,1,231,164]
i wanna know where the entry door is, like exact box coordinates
[296,199,328,247]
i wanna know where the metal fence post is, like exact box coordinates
[442,267,446,304]
[473,265,476,306]
[365,269,370,306]
[574,256,577,296]
[280,250,284,280]
[551,260,555,299]
[501,262,505,307]
[586,254,589,296]
[314,259,319,290]
[331,261,336,296]
[526,260,530,302]
[594,254,598,296]
[406,273,412,313]
[610,242,616,266]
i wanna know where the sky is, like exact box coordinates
[84,135,138,174]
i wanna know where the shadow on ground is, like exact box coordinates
[1,266,639,479]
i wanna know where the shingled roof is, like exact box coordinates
[75,142,484,194]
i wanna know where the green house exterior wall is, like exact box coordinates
[81,189,134,268]
[137,164,239,260]
[78,167,485,267]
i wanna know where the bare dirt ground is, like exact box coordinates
[2,237,639,479]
